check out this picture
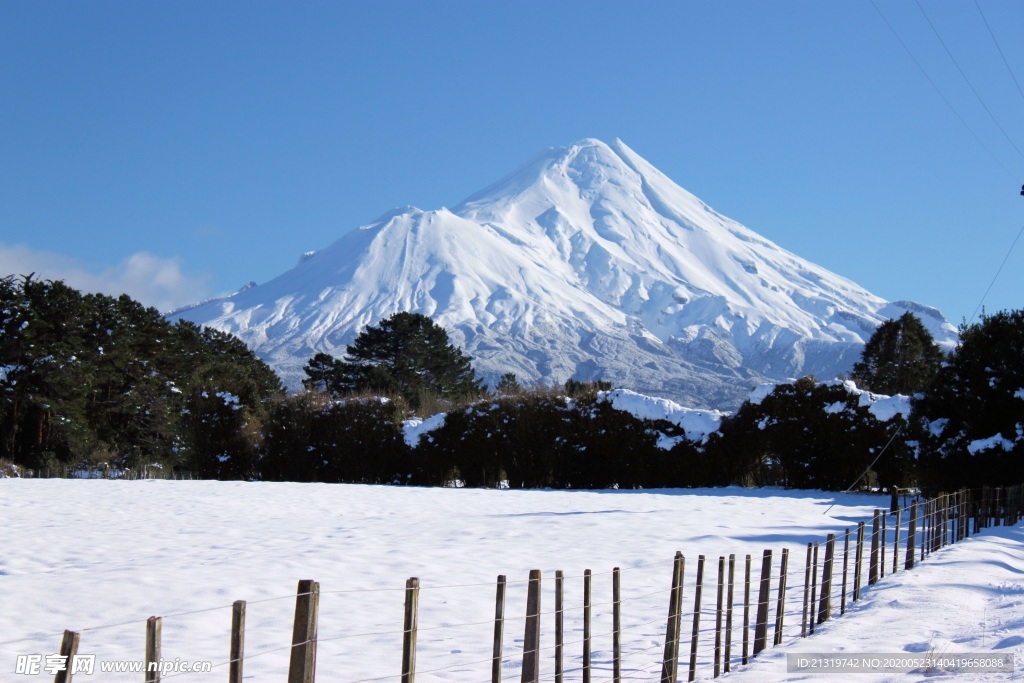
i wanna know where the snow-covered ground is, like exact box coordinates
[0,480,1020,681]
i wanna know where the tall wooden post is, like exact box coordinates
[725,555,735,673]
[869,510,880,585]
[801,544,811,637]
[493,575,506,683]
[661,552,684,683]
[613,567,622,683]
[54,630,80,683]
[555,570,564,683]
[841,529,850,615]
[906,500,918,570]
[774,548,789,646]
[892,507,902,575]
[714,557,724,678]
[853,522,865,601]
[145,616,162,683]
[583,569,592,683]
[809,543,819,635]
[289,580,319,683]
[880,511,887,578]
[752,550,772,655]
[521,570,541,683]
[401,578,419,683]
[230,600,246,683]
[688,556,706,682]
[742,554,751,665]
[818,534,835,624]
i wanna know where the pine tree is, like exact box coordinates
[496,372,521,394]
[335,312,483,409]
[302,352,345,394]
[913,309,1024,489]
[851,312,944,395]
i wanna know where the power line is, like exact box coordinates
[914,0,1024,166]
[869,0,1018,181]
[967,222,1024,326]
[972,0,1024,106]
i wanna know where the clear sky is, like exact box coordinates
[2,1,1022,326]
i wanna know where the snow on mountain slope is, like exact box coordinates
[170,138,957,408]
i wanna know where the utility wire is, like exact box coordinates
[828,213,1022,505]
[967,222,1024,326]
[914,0,1024,165]
[830,2,1024,502]
[972,0,1024,105]
[869,0,1018,181]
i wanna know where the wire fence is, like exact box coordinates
[4,484,1021,682]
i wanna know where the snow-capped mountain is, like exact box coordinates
[170,138,957,408]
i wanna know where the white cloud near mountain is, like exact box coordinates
[0,243,212,313]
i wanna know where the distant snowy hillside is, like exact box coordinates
[171,138,957,408]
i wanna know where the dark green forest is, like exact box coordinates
[2,276,1021,491]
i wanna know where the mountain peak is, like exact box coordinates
[172,139,958,409]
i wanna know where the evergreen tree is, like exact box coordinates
[0,275,282,476]
[851,312,944,395]
[333,312,483,409]
[496,372,522,395]
[712,377,910,490]
[913,309,1024,489]
[302,352,346,394]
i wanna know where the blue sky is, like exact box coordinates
[2,1,1022,325]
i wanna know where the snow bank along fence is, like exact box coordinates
[16,484,1024,683]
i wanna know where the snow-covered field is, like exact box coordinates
[1,480,1021,681]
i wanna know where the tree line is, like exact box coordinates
[2,275,1021,491]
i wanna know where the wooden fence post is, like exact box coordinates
[809,543,819,635]
[967,489,975,537]
[725,555,735,673]
[521,570,541,683]
[54,630,80,683]
[661,552,684,683]
[853,522,865,601]
[688,555,706,682]
[493,575,506,683]
[957,490,963,540]
[555,570,564,683]
[742,554,751,665]
[583,569,592,683]
[145,616,161,683]
[841,529,850,615]
[929,499,937,557]
[613,567,622,683]
[773,548,788,646]
[880,511,887,578]
[941,493,949,548]
[869,510,880,585]
[289,579,319,683]
[752,549,772,655]
[922,499,930,558]
[714,557,724,678]
[401,578,419,683]
[818,534,835,625]
[948,491,956,542]
[906,500,918,570]
[892,507,902,575]
[230,600,246,683]
[801,544,811,637]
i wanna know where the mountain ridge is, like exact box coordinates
[171,138,957,409]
